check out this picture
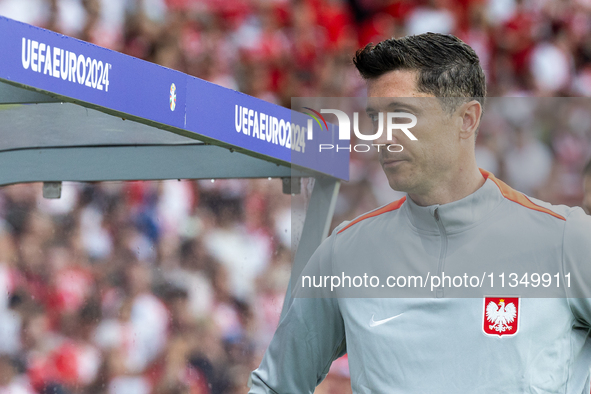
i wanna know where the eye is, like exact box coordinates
[368,113,379,123]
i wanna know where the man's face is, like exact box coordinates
[583,174,591,214]
[366,70,462,196]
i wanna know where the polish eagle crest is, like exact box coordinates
[486,298,517,333]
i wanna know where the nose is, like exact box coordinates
[373,116,402,147]
[374,121,389,146]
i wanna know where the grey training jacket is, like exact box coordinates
[249,170,591,394]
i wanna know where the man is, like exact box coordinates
[583,159,591,214]
[249,33,591,393]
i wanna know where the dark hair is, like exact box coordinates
[353,33,486,113]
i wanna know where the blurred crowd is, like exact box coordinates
[0,179,293,394]
[1,0,591,393]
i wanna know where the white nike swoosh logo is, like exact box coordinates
[369,313,403,327]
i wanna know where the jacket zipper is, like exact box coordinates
[434,207,448,298]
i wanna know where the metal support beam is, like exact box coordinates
[42,182,62,198]
[282,177,301,194]
[280,175,340,319]
[0,81,60,104]
[0,144,311,186]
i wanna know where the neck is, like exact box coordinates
[408,165,485,206]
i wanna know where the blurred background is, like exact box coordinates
[0,0,591,393]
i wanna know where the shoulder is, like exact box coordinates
[559,206,591,303]
[521,197,591,261]
[485,170,568,222]
[522,194,591,235]
[332,196,407,237]
[560,204,591,243]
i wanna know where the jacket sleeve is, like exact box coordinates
[562,207,591,326]
[248,228,347,394]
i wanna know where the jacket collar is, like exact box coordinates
[402,170,504,233]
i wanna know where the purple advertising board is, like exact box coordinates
[0,16,349,181]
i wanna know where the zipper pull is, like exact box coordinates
[434,207,440,221]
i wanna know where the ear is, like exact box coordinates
[457,100,482,140]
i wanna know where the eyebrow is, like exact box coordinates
[365,100,421,114]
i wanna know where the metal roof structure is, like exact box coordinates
[0,16,348,316]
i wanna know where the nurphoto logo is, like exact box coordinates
[303,108,418,153]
